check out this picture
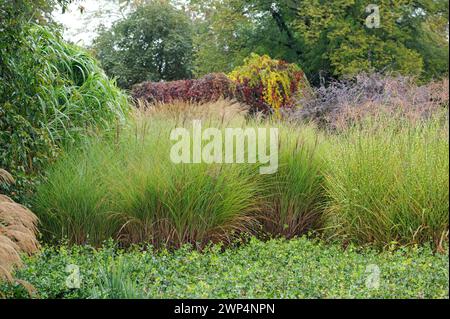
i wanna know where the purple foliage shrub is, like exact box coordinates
[290,73,449,129]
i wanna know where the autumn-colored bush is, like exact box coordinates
[132,73,235,105]
[132,54,311,115]
[229,54,311,115]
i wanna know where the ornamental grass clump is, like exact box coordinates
[324,114,449,250]
[108,118,263,248]
[0,169,40,282]
[32,144,119,245]
[33,105,264,248]
[258,122,326,238]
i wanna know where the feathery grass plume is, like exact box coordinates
[2,225,40,254]
[0,235,21,256]
[0,195,14,203]
[0,169,40,282]
[136,98,248,126]
[13,279,39,298]
[0,203,39,233]
[0,240,22,280]
[0,264,14,283]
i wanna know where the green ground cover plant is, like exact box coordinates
[1,237,448,299]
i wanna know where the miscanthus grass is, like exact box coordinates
[324,114,449,250]
[33,103,449,249]
[33,111,264,248]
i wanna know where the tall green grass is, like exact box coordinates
[1,24,130,201]
[34,142,119,244]
[33,105,449,249]
[34,114,264,247]
[324,115,449,249]
[26,25,130,144]
[261,121,326,237]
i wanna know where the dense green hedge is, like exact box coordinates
[1,237,448,299]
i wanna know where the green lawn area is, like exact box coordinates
[2,237,448,299]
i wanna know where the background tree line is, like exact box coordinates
[88,0,448,88]
[2,0,449,89]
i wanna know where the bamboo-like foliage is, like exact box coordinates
[1,23,130,200]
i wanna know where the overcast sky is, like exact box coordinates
[52,0,128,46]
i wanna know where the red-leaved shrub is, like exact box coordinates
[132,73,235,105]
[132,55,311,115]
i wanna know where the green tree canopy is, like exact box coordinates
[93,0,194,89]
[188,0,449,84]
[295,0,449,82]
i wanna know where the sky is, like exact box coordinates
[52,0,187,47]
[52,0,129,46]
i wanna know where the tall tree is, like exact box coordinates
[93,0,194,89]
[295,0,449,82]
[188,0,304,76]
[189,0,448,84]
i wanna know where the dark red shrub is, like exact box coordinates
[131,73,235,105]
[131,55,312,115]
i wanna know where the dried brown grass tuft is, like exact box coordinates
[0,169,15,185]
[0,189,40,282]
[14,279,39,298]
[0,202,39,232]
[0,240,23,271]
[2,225,40,254]
[0,265,14,283]
[0,195,15,203]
